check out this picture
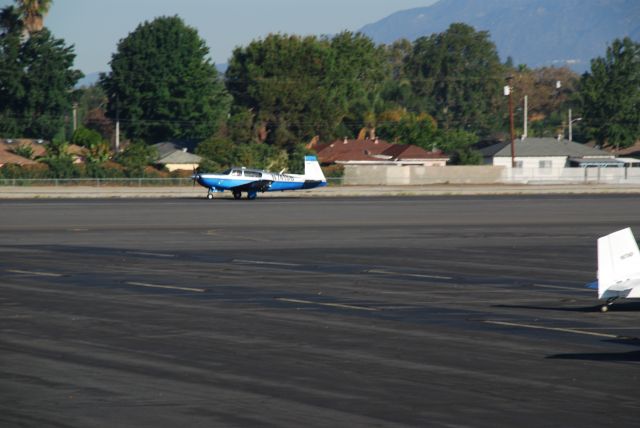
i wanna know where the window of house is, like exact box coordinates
[539,160,552,168]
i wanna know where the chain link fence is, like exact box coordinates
[0,177,346,187]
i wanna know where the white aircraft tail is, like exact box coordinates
[597,227,640,298]
[304,156,326,182]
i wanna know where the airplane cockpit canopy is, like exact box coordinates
[222,168,262,178]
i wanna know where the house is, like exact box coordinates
[151,141,202,172]
[584,141,640,166]
[0,149,38,168]
[313,138,449,166]
[0,138,45,167]
[479,137,618,169]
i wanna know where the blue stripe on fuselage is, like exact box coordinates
[197,175,326,192]
[198,177,253,189]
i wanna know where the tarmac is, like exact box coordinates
[2,183,640,198]
[1,196,640,427]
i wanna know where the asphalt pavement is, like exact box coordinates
[1,195,639,427]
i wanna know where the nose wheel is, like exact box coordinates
[233,191,242,200]
[600,297,618,312]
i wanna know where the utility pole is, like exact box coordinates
[568,109,582,143]
[115,96,120,152]
[568,109,573,142]
[523,95,528,140]
[505,76,516,167]
[72,102,78,132]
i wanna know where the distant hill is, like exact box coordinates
[360,0,640,72]
[76,72,101,88]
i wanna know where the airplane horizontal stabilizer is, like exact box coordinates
[597,227,640,298]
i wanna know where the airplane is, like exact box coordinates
[588,227,640,312]
[192,155,327,200]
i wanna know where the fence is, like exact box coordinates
[343,164,640,185]
[505,166,640,184]
[0,177,346,187]
[2,168,640,187]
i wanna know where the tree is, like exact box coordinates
[71,126,103,148]
[114,142,157,177]
[100,16,230,143]
[330,32,389,138]
[434,130,481,165]
[195,137,236,171]
[15,0,52,35]
[0,6,82,139]
[377,111,438,149]
[226,32,388,150]
[404,23,505,134]
[580,37,640,149]
[73,84,108,135]
[508,66,579,138]
[41,136,76,178]
[196,136,290,172]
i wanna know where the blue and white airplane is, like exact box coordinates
[193,155,327,200]
[588,227,640,312]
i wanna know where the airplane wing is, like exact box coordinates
[228,179,273,192]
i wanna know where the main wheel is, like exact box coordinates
[207,193,213,200]
[233,191,242,200]
[600,305,609,313]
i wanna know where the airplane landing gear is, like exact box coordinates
[207,193,214,200]
[233,190,242,200]
[601,297,618,312]
[247,191,257,200]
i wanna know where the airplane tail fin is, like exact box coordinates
[597,227,640,298]
[304,156,326,183]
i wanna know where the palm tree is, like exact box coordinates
[0,6,21,34]
[15,0,52,34]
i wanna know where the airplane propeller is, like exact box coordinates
[191,167,199,187]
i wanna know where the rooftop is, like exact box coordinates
[480,138,612,158]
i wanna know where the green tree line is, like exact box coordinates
[2,3,639,178]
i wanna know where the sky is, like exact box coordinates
[2,0,437,75]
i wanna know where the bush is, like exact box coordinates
[71,127,104,148]
[0,163,49,179]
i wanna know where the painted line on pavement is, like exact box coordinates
[368,269,452,280]
[7,269,63,277]
[277,298,378,312]
[126,282,205,293]
[484,320,619,339]
[233,259,301,267]
[532,283,590,292]
[126,251,176,258]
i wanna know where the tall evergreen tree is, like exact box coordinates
[100,16,230,143]
[225,32,387,149]
[580,37,640,149]
[0,5,82,139]
[404,23,505,134]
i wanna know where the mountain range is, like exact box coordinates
[360,0,640,72]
